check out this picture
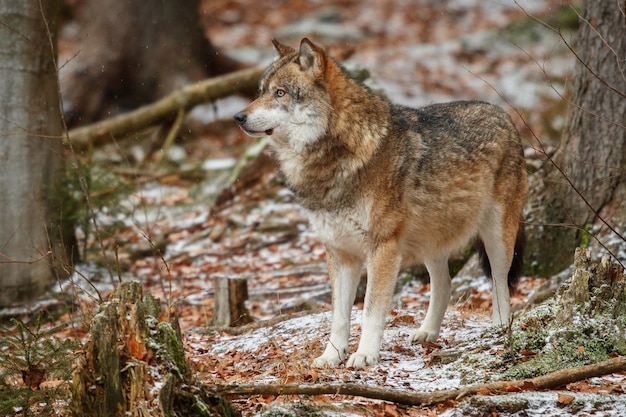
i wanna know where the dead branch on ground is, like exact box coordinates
[210,355,626,406]
[66,66,264,150]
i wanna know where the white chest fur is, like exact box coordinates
[307,203,371,257]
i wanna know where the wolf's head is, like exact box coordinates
[233,38,332,152]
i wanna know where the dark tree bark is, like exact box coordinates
[0,0,74,307]
[60,0,246,125]
[525,0,626,275]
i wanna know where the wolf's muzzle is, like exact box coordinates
[234,111,274,136]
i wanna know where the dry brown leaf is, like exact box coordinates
[520,349,538,359]
[383,403,401,417]
[557,393,575,405]
[21,365,47,389]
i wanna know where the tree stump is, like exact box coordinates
[557,247,626,325]
[500,248,626,380]
[213,276,253,327]
[70,281,239,417]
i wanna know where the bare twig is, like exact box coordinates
[515,1,626,101]
[154,108,185,165]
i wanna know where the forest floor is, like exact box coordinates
[3,0,626,416]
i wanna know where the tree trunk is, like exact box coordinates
[525,0,626,276]
[60,0,247,125]
[0,0,74,307]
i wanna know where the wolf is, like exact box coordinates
[234,38,527,368]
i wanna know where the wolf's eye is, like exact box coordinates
[275,89,286,98]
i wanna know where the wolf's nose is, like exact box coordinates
[233,112,247,125]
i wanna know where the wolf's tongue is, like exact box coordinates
[265,129,274,135]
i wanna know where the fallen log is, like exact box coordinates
[66,66,265,150]
[210,355,626,407]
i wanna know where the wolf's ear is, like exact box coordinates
[272,39,296,57]
[298,38,325,77]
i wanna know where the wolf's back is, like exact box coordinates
[393,101,521,152]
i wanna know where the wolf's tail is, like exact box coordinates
[477,222,525,294]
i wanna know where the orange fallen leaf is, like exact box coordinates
[558,393,575,405]
[383,403,401,417]
[520,349,537,357]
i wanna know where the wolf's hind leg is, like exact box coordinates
[479,221,514,327]
[410,258,451,343]
[313,247,362,368]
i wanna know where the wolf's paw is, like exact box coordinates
[346,351,380,368]
[312,352,343,368]
[410,329,439,344]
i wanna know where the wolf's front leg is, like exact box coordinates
[347,241,401,368]
[313,247,363,368]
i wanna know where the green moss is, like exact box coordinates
[502,331,611,380]
[155,322,190,380]
[143,293,161,319]
[498,299,624,380]
[579,224,593,248]
[545,5,581,31]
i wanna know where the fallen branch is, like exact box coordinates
[66,66,265,150]
[210,355,626,406]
